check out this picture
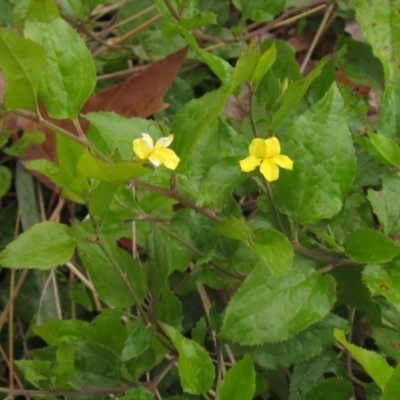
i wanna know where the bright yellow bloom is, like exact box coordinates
[240,137,293,182]
[133,133,180,170]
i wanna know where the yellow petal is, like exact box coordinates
[239,156,261,172]
[133,134,153,159]
[260,159,279,181]
[149,148,180,170]
[265,137,281,158]
[249,138,267,159]
[273,154,293,170]
[156,134,174,148]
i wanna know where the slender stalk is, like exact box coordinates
[247,83,259,138]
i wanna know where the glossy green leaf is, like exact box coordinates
[363,261,400,313]
[305,378,354,400]
[269,56,329,132]
[368,130,400,166]
[120,387,155,400]
[249,228,293,277]
[215,217,253,245]
[334,328,393,390]
[217,354,255,400]
[24,15,96,119]
[197,157,246,210]
[121,324,155,361]
[0,221,76,269]
[344,229,400,263]
[172,85,231,172]
[220,265,336,345]
[367,172,400,235]
[247,314,347,369]
[274,84,356,224]
[5,130,45,157]
[232,0,285,21]
[0,27,47,111]
[252,43,277,88]
[76,150,149,184]
[382,364,400,399]
[0,166,11,198]
[160,322,215,395]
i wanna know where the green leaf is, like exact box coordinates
[274,84,356,224]
[197,157,246,210]
[178,11,216,30]
[26,0,60,23]
[0,27,47,111]
[24,15,96,119]
[231,48,260,89]
[363,261,400,313]
[378,83,400,139]
[0,166,11,198]
[215,217,253,245]
[76,149,149,184]
[160,322,215,395]
[382,364,400,399]
[344,228,400,263]
[120,387,155,400]
[217,354,255,400]
[89,181,118,220]
[0,221,76,269]
[269,56,330,132]
[334,328,393,390]
[371,324,400,364]
[246,314,347,369]
[5,130,45,157]
[14,360,52,387]
[172,85,231,172]
[305,378,354,400]
[192,317,207,346]
[249,228,294,277]
[367,172,400,236]
[368,129,400,166]
[252,43,277,89]
[220,265,336,345]
[232,0,285,21]
[121,324,155,362]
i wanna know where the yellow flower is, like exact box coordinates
[133,133,180,170]
[239,137,293,182]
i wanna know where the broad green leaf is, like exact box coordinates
[344,229,400,263]
[274,84,356,224]
[14,360,52,387]
[246,314,347,369]
[121,324,155,361]
[367,172,400,235]
[268,56,329,132]
[382,364,400,399]
[89,181,118,220]
[220,265,336,345]
[0,221,76,269]
[24,15,96,119]
[5,130,45,157]
[197,157,246,210]
[26,0,59,23]
[232,0,285,21]
[217,354,255,400]
[0,166,11,198]
[24,158,65,185]
[378,84,400,139]
[76,149,149,184]
[371,324,400,363]
[252,43,277,89]
[85,112,162,160]
[0,27,47,111]
[172,85,231,172]
[363,261,400,313]
[120,387,155,400]
[160,322,215,395]
[231,48,260,89]
[334,328,393,390]
[164,23,233,84]
[249,228,293,277]
[215,217,253,245]
[368,130,400,166]
[305,378,354,400]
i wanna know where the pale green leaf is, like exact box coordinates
[368,129,400,166]
[334,328,393,390]
[382,364,400,399]
[252,43,277,88]
[344,229,400,263]
[214,217,253,245]
[160,322,215,395]
[0,221,76,269]
[0,27,47,111]
[274,84,356,224]
[217,354,255,400]
[220,265,336,345]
